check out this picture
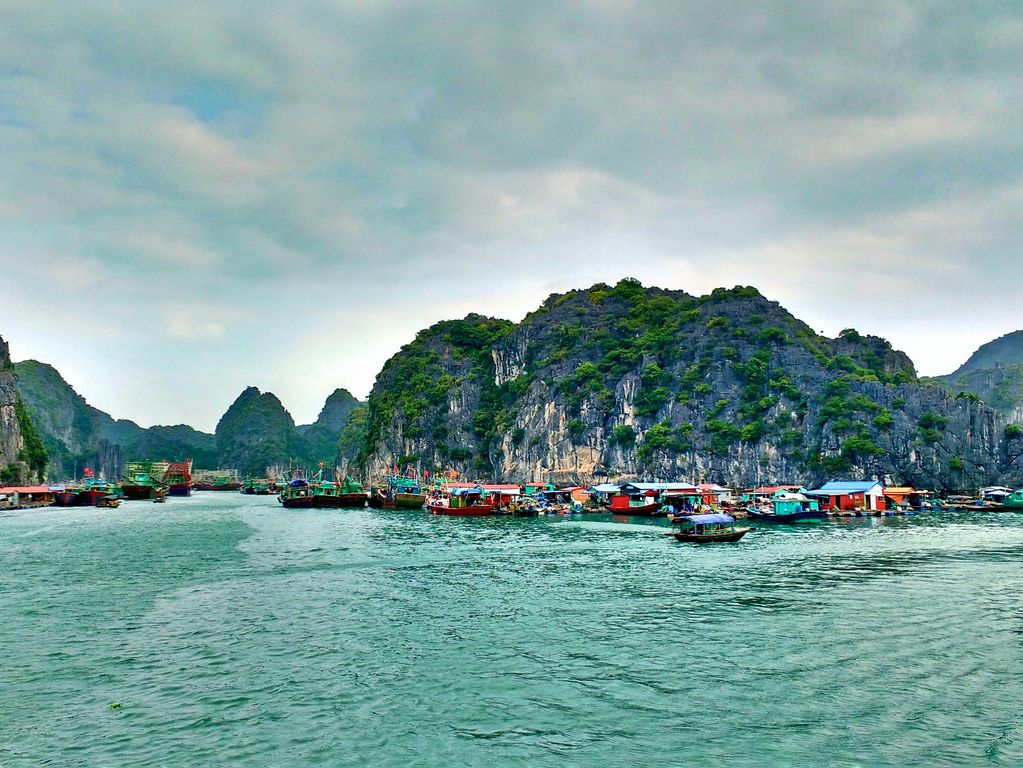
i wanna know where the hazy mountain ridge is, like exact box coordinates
[932,331,1023,419]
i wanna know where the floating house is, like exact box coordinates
[697,483,733,504]
[738,485,802,503]
[607,482,699,513]
[883,486,931,508]
[542,486,590,505]
[807,481,886,512]
[0,485,55,509]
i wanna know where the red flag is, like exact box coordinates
[84,467,93,477]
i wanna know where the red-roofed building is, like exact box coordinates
[0,486,55,508]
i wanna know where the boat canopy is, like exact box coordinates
[680,513,734,524]
[450,487,482,496]
[589,484,620,494]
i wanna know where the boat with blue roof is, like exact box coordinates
[670,513,752,543]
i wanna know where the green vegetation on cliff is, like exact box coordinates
[14,393,48,481]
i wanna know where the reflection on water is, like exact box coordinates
[2,496,1022,767]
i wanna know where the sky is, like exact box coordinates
[1,1,1021,432]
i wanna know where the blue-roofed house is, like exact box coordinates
[807,480,886,512]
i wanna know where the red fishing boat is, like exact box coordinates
[427,487,496,516]
[164,459,193,496]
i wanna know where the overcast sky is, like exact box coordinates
[1,1,1021,431]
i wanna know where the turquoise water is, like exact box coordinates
[2,494,1023,767]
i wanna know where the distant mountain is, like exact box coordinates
[215,387,310,476]
[935,331,1023,417]
[297,388,362,465]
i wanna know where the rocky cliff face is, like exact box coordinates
[360,281,1014,490]
[0,337,24,471]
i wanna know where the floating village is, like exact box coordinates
[4,458,1023,545]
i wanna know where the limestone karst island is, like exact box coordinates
[3,3,1023,766]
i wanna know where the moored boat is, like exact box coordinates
[670,513,752,543]
[311,474,368,508]
[427,487,495,516]
[52,485,78,506]
[122,460,170,500]
[1000,489,1023,509]
[746,491,826,523]
[75,477,120,506]
[96,494,121,509]
[278,471,313,508]
[163,460,193,496]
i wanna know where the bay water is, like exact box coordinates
[2,494,1022,766]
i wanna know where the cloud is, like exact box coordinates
[0,1,1021,427]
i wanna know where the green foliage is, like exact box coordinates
[567,418,586,438]
[1006,423,1023,440]
[709,399,729,418]
[758,327,787,345]
[872,409,894,431]
[955,391,981,404]
[918,412,948,430]
[892,397,906,410]
[705,418,742,454]
[633,362,673,417]
[608,425,637,447]
[636,421,693,463]
[949,457,964,471]
[706,315,729,330]
[839,328,863,342]
[840,436,885,462]
[14,394,48,481]
[0,462,19,483]
[511,427,526,444]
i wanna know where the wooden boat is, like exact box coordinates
[427,487,495,516]
[604,493,663,515]
[122,460,170,499]
[96,494,121,509]
[278,471,314,508]
[52,485,78,506]
[670,513,752,543]
[991,489,1023,509]
[747,492,826,523]
[75,478,120,506]
[311,474,368,508]
[163,460,193,497]
[371,475,428,509]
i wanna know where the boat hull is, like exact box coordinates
[747,509,826,523]
[428,501,496,516]
[167,484,192,497]
[75,489,107,506]
[674,526,752,543]
[53,492,77,507]
[122,484,157,500]
[605,500,663,515]
[393,492,426,509]
[312,493,367,508]
[279,495,314,508]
